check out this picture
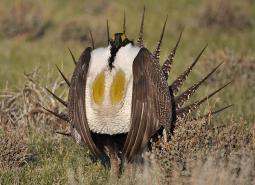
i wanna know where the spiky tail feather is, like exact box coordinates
[55,64,70,87]
[153,16,168,61]
[170,45,208,95]
[162,30,182,80]
[123,10,126,34]
[68,48,77,65]
[89,29,95,49]
[106,19,110,44]
[136,6,145,47]
[41,105,69,122]
[55,131,71,137]
[45,88,68,107]
[197,104,234,120]
[176,81,232,120]
[174,62,223,109]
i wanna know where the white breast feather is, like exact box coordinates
[85,44,140,135]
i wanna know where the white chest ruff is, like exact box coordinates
[85,44,140,135]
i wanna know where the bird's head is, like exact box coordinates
[110,33,132,49]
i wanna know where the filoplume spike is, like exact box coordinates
[170,44,208,95]
[153,16,168,61]
[136,6,145,47]
[162,31,183,80]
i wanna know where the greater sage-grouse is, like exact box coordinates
[44,7,232,175]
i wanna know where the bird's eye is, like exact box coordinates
[121,34,126,42]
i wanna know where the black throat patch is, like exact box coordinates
[108,33,132,69]
[109,45,119,69]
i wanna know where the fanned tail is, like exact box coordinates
[157,28,232,128]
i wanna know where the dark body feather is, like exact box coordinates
[123,48,171,161]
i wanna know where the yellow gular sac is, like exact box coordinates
[111,70,126,105]
[92,72,105,105]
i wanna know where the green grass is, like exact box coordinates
[0,0,254,184]
[0,130,108,184]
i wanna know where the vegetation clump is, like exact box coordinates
[0,1,50,40]
[200,0,253,30]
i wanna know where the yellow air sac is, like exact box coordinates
[92,72,105,105]
[111,70,126,105]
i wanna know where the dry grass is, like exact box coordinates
[152,118,255,184]
[0,125,33,170]
[0,68,68,171]
[0,67,68,128]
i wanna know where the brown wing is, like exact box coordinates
[122,48,172,162]
[68,47,103,158]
